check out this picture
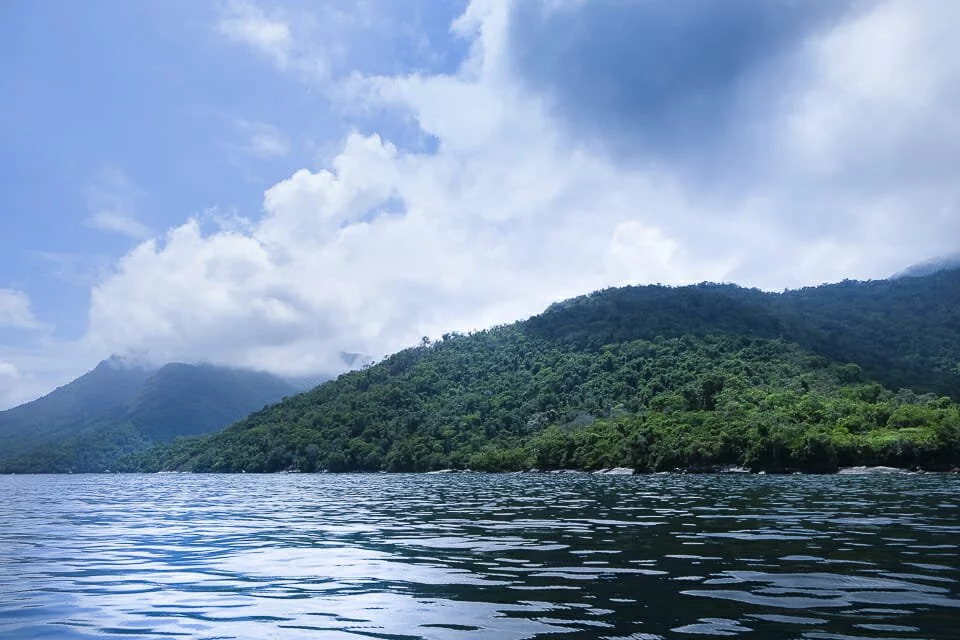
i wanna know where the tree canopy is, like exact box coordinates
[125,269,960,474]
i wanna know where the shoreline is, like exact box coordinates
[3,465,959,476]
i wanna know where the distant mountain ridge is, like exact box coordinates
[0,359,297,473]
[2,356,151,427]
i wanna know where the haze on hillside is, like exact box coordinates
[0,359,297,473]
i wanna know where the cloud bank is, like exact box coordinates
[5,0,960,405]
[0,289,39,330]
[84,0,960,376]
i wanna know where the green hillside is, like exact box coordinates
[0,356,151,465]
[0,361,296,473]
[129,270,960,474]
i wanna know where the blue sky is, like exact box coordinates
[1,0,959,408]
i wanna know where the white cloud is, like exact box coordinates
[81,8,728,376]
[215,0,463,87]
[0,360,24,411]
[0,290,86,407]
[218,1,294,70]
[716,0,960,283]
[0,342,97,410]
[0,289,40,330]
[62,0,960,383]
[217,1,329,82]
[84,168,152,240]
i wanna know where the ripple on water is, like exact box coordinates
[0,473,958,640]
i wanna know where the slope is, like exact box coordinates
[131,269,960,474]
[0,356,152,463]
[127,363,299,441]
[0,361,296,473]
[772,270,960,396]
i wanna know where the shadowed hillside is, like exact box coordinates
[0,360,296,473]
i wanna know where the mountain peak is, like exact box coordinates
[101,353,155,372]
[0,361,297,473]
[892,254,960,279]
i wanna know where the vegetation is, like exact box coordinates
[127,269,960,474]
[0,361,296,473]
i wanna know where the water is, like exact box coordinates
[1,474,958,639]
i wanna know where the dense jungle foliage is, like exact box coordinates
[126,269,960,474]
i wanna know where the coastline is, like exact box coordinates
[8,464,960,476]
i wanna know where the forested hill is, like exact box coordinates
[0,360,296,473]
[528,268,960,397]
[129,268,960,474]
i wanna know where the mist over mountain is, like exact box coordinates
[893,254,960,279]
[0,359,296,473]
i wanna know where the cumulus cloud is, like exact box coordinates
[75,0,960,382]
[84,168,152,240]
[0,289,40,330]
[86,129,701,374]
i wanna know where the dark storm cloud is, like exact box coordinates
[506,0,861,166]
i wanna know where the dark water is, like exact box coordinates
[1,474,958,639]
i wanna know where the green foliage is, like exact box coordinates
[25,268,960,474]
[772,272,960,396]
[0,422,149,473]
[527,271,960,398]
[129,323,960,474]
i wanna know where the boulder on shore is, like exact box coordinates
[837,466,912,475]
[603,467,635,475]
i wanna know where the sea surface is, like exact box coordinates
[1,473,958,639]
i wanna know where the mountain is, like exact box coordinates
[0,356,153,463]
[893,254,960,279]
[130,269,960,475]
[282,373,333,392]
[0,360,297,473]
[527,270,960,397]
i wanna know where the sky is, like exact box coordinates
[1,0,959,409]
